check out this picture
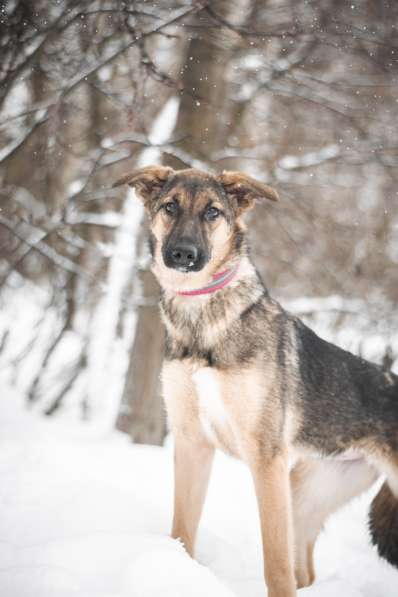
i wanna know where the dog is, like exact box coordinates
[114,166,398,597]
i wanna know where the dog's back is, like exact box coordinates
[292,317,398,453]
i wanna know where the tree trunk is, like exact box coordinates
[116,261,165,445]
[166,0,255,168]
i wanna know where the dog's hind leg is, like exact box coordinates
[291,457,378,588]
[369,455,398,568]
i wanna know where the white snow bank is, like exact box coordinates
[300,578,362,597]
[127,549,236,597]
[1,382,398,597]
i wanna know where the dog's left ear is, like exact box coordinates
[219,171,278,215]
[113,165,174,207]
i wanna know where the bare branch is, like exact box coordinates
[0,114,48,164]
[0,216,95,283]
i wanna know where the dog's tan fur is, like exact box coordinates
[163,358,297,596]
[291,458,378,587]
[114,165,398,597]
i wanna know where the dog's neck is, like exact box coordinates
[175,262,240,297]
[159,255,268,341]
[160,255,258,301]
[158,255,271,361]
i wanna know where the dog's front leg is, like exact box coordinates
[172,434,215,557]
[249,448,296,597]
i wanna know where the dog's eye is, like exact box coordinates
[163,201,178,216]
[205,206,220,221]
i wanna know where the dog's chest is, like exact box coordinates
[190,366,261,458]
[191,368,230,445]
[162,358,267,459]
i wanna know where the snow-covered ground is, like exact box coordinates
[1,383,398,597]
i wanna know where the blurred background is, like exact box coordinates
[0,0,397,445]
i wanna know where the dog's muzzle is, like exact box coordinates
[163,239,205,272]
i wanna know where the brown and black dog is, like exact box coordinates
[114,166,398,597]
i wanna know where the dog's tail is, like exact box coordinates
[369,480,398,567]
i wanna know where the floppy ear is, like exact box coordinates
[113,165,174,207]
[219,170,278,215]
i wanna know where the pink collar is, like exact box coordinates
[177,263,239,297]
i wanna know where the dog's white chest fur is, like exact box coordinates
[192,367,228,443]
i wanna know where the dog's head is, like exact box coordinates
[114,166,278,290]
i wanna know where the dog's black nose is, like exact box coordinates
[170,242,199,268]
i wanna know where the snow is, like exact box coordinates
[68,211,124,227]
[129,550,237,597]
[1,381,398,597]
[278,145,340,171]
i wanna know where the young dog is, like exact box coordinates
[114,166,398,597]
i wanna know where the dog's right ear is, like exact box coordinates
[113,165,174,207]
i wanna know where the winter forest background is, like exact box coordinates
[1,0,397,442]
[0,2,398,596]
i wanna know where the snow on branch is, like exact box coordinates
[0,215,95,283]
[0,112,48,164]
